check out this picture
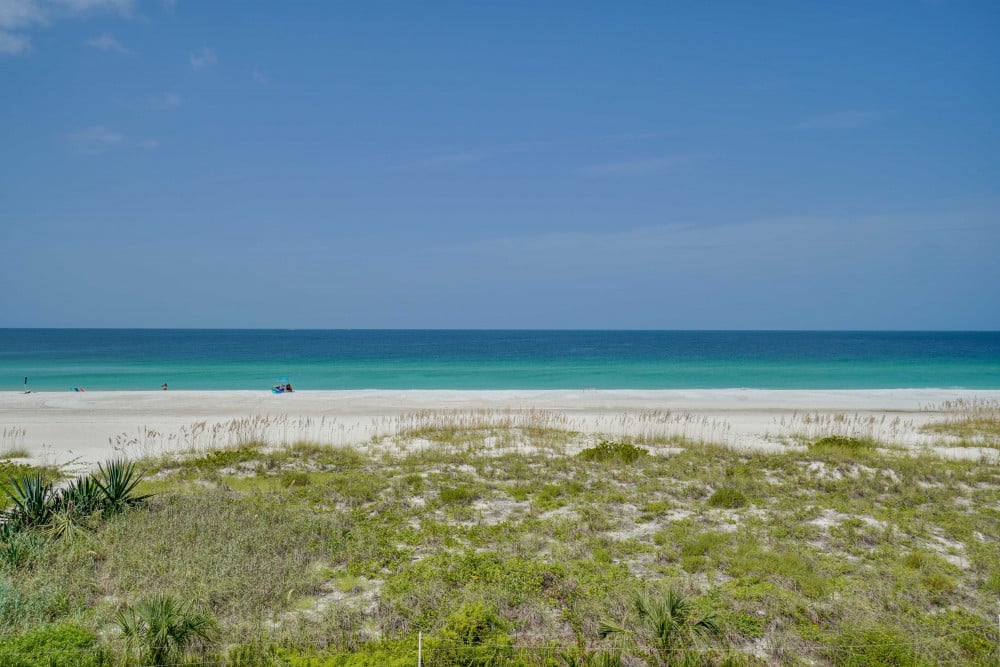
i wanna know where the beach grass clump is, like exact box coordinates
[920,399,1000,448]
[827,623,932,667]
[578,439,648,464]
[809,435,876,453]
[707,486,748,509]
[0,427,28,460]
[438,484,480,505]
[180,444,264,472]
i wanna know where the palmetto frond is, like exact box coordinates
[117,594,216,666]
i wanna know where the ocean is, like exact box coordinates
[1,330,998,392]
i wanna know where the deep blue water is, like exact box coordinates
[1,330,998,391]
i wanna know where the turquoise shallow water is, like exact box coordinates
[1,330,998,391]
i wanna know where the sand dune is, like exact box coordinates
[2,389,998,468]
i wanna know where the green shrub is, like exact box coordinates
[328,472,384,503]
[281,471,312,488]
[830,626,925,667]
[184,445,262,471]
[810,436,875,452]
[578,440,647,464]
[428,602,513,666]
[279,647,415,667]
[708,487,747,509]
[920,609,997,666]
[984,570,1000,594]
[439,485,480,505]
[0,530,46,573]
[0,579,68,636]
[401,473,424,491]
[724,610,766,639]
[0,623,109,667]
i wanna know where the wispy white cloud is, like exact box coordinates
[602,130,673,143]
[69,125,123,153]
[54,0,133,11]
[144,91,181,108]
[579,156,689,176]
[86,31,132,54]
[744,79,787,92]
[394,149,492,171]
[792,110,882,131]
[189,46,216,70]
[0,29,30,53]
[0,0,134,56]
[68,125,157,153]
[391,140,549,171]
[0,0,47,31]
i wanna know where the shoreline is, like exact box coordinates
[3,388,999,467]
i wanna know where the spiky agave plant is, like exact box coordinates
[3,472,55,530]
[56,475,105,517]
[117,594,217,666]
[46,476,102,539]
[94,459,151,514]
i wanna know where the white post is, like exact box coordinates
[418,631,422,667]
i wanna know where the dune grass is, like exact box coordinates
[1,419,998,666]
[921,399,1000,449]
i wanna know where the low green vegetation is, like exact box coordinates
[808,435,876,453]
[920,398,1000,449]
[1,417,998,666]
[707,487,747,509]
[578,440,648,464]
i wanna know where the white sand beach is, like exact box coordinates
[3,389,999,468]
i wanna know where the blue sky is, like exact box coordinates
[1,1,998,329]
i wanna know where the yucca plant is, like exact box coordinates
[94,459,150,514]
[3,473,55,530]
[55,475,105,517]
[117,594,217,666]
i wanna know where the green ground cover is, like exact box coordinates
[1,422,998,666]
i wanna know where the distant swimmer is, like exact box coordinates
[162,382,168,391]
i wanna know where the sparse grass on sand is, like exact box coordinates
[920,399,1000,449]
[1,410,998,666]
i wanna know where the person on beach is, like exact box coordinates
[162,382,168,391]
